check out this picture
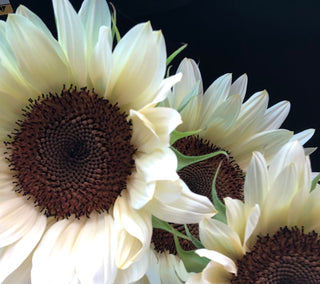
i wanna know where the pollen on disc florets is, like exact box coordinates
[5,86,136,219]
[232,227,320,284]
[172,135,244,202]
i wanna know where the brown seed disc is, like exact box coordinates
[6,86,136,219]
[232,227,320,284]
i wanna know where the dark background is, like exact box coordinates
[6,0,320,171]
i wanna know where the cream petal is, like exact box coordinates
[243,204,260,250]
[0,197,45,247]
[229,73,248,102]
[148,180,215,223]
[130,106,181,152]
[130,108,181,153]
[53,0,87,86]
[196,249,237,275]
[116,251,149,284]
[291,128,315,145]
[134,148,178,182]
[16,5,53,39]
[88,26,112,96]
[202,94,241,130]
[113,192,152,269]
[268,140,306,185]
[199,218,243,260]
[3,253,32,284]
[224,197,246,240]
[232,129,293,169]
[79,0,111,54]
[6,14,71,93]
[201,73,232,118]
[127,171,156,210]
[244,151,269,207]
[75,213,118,284]
[221,91,269,148]
[172,58,203,108]
[185,272,204,284]
[108,22,166,111]
[0,211,46,283]
[31,218,85,284]
[153,180,182,204]
[256,100,290,132]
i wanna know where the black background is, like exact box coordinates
[6,0,320,171]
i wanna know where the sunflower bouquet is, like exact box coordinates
[0,1,318,283]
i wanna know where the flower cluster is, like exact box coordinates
[0,1,318,284]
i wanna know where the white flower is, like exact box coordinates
[163,58,314,169]
[187,140,320,283]
[0,1,215,283]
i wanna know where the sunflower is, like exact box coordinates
[187,140,320,283]
[0,1,216,283]
[161,58,314,204]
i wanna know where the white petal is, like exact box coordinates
[199,218,243,260]
[196,249,237,274]
[148,180,215,223]
[244,151,269,207]
[108,22,166,111]
[224,197,246,240]
[31,218,85,284]
[3,253,32,284]
[268,140,306,185]
[291,128,315,145]
[130,106,181,153]
[135,148,178,182]
[53,0,87,86]
[79,0,111,54]
[113,192,152,269]
[88,26,113,96]
[16,5,53,38]
[171,58,203,108]
[127,171,156,210]
[256,100,290,132]
[243,204,260,250]
[229,73,248,102]
[6,14,70,93]
[0,211,46,283]
[75,213,118,284]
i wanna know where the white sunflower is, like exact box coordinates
[187,140,320,283]
[0,1,215,283]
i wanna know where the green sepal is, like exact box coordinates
[166,43,188,66]
[152,216,189,240]
[110,3,121,43]
[171,147,228,171]
[211,162,227,224]
[311,173,320,192]
[173,234,210,273]
[184,224,203,249]
[170,129,202,145]
[176,81,200,113]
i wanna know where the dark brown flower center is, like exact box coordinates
[152,224,198,254]
[5,87,136,219]
[232,227,320,284]
[173,135,244,203]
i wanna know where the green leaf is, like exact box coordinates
[171,147,228,171]
[170,129,202,145]
[152,216,189,240]
[211,162,227,224]
[110,3,121,43]
[176,81,200,113]
[166,43,188,66]
[184,224,203,249]
[311,173,320,192]
[174,234,210,273]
